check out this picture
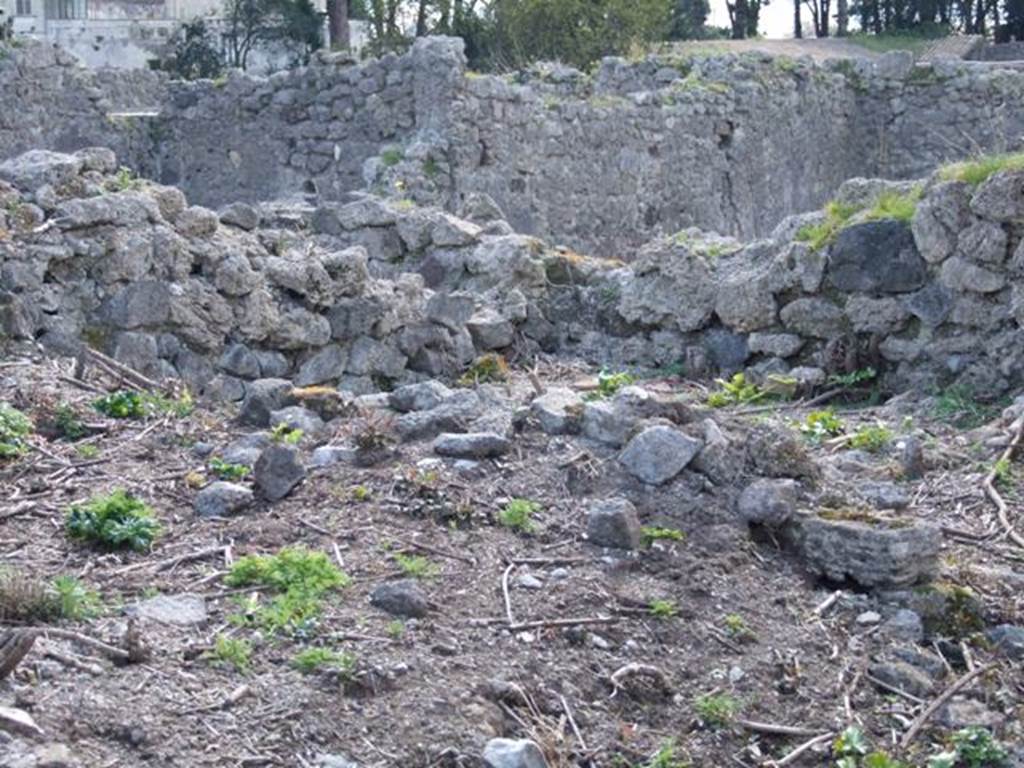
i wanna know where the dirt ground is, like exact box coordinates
[1,349,1022,768]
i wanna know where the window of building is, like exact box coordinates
[15,0,32,16]
[45,0,85,19]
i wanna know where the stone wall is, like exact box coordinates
[7,38,1024,257]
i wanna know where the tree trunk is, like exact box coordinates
[836,0,849,34]
[794,0,803,36]
[327,0,350,49]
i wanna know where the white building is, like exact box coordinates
[0,0,367,71]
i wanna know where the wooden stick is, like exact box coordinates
[982,417,1024,550]
[560,694,587,751]
[30,627,131,663]
[738,719,824,737]
[393,535,475,565]
[899,662,999,750]
[509,616,618,632]
[502,564,516,626]
[769,732,835,767]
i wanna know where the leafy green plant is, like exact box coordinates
[833,727,909,768]
[849,423,893,453]
[993,457,1013,488]
[351,485,371,502]
[210,457,250,480]
[828,367,877,389]
[270,423,304,445]
[104,166,141,192]
[0,403,32,458]
[928,727,1010,768]
[723,613,754,640]
[292,647,355,676]
[863,188,922,223]
[693,693,739,727]
[498,498,541,533]
[386,620,405,639]
[706,373,770,408]
[585,369,636,400]
[54,404,88,440]
[393,553,439,579]
[649,599,678,619]
[933,385,1002,429]
[52,575,102,620]
[458,353,509,386]
[800,409,846,443]
[641,526,685,546]
[206,634,251,673]
[92,390,146,419]
[226,547,350,636]
[644,739,689,768]
[65,489,160,551]
[76,444,100,459]
[379,147,403,167]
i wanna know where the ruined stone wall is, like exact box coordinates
[7,38,1024,257]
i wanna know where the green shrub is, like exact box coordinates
[800,409,845,442]
[693,693,739,727]
[270,423,304,445]
[795,200,861,251]
[927,727,1010,768]
[52,575,102,620]
[393,553,439,579]
[65,489,160,551]
[210,457,250,480]
[292,647,355,676]
[0,403,32,458]
[54,404,88,440]
[226,547,349,635]
[584,369,636,400]
[498,498,541,533]
[849,423,893,453]
[379,148,403,167]
[828,366,877,388]
[206,635,251,673]
[641,526,685,546]
[649,599,677,618]
[706,373,770,408]
[92,390,146,419]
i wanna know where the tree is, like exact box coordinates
[668,0,712,39]
[222,0,322,69]
[725,0,767,38]
[794,0,803,36]
[327,0,350,49]
[168,19,225,79]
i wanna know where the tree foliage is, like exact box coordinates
[223,0,323,69]
[167,19,225,80]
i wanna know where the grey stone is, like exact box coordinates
[219,202,260,230]
[858,481,910,510]
[912,181,970,263]
[219,344,261,379]
[130,594,207,626]
[906,283,953,327]
[703,328,749,372]
[466,308,515,350]
[254,445,306,502]
[737,478,798,526]
[433,432,511,458]
[482,739,548,768]
[309,445,358,468]
[530,387,583,435]
[779,298,845,338]
[940,257,1005,294]
[0,149,82,189]
[936,699,1003,730]
[221,432,270,467]
[369,579,429,618]
[957,220,1007,265]
[238,379,296,427]
[195,481,254,518]
[880,609,924,643]
[316,754,361,768]
[868,660,935,698]
[586,498,641,550]
[970,170,1024,222]
[788,514,941,588]
[828,221,927,294]
[986,624,1024,659]
[747,332,804,358]
[269,406,325,436]
[389,380,454,412]
[845,295,908,334]
[296,344,349,386]
[618,425,702,485]
[899,435,926,480]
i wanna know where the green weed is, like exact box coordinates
[933,385,1002,429]
[644,739,690,768]
[270,424,304,445]
[584,369,636,401]
[693,693,739,727]
[65,489,160,551]
[393,553,439,579]
[800,409,845,443]
[210,457,250,480]
[641,526,685,546]
[458,353,509,386]
[76,444,100,459]
[498,498,541,533]
[795,200,861,251]
[707,373,770,408]
[849,423,893,453]
[0,403,31,458]
[54,404,88,440]
[649,599,678,619]
[292,647,355,676]
[379,148,403,167]
[206,634,251,673]
[939,152,1024,186]
[52,575,102,620]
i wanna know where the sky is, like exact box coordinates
[708,0,796,38]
